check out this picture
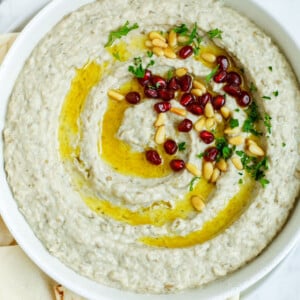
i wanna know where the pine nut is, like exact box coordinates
[164,47,177,59]
[228,135,244,146]
[149,31,166,42]
[186,162,201,177]
[216,158,227,172]
[145,40,153,48]
[191,88,204,97]
[194,117,206,132]
[170,107,187,116]
[224,127,241,135]
[152,38,168,48]
[204,102,214,118]
[168,30,177,47]
[210,168,220,183]
[175,67,188,77]
[107,90,124,101]
[248,143,265,156]
[214,113,223,123]
[152,46,164,56]
[191,195,205,212]
[193,80,206,91]
[177,35,189,43]
[231,156,243,170]
[154,113,166,127]
[201,52,216,63]
[203,161,214,181]
[155,125,166,144]
[245,138,256,147]
[205,117,216,129]
[220,106,231,119]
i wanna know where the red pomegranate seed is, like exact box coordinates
[180,93,196,107]
[203,147,219,162]
[125,91,141,104]
[151,75,167,89]
[213,70,227,83]
[198,92,213,107]
[226,71,242,85]
[154,101,171,113]
[170,159,185,171]
[199,130,215,144]
[178,45,193,59]
[178,118,193,132]
[164,139,178,155]
[237,91,251,107]
[216,55,229,71]
[146,150,162,165]
[212,95,226,110]
[144,87,158,98]
[223,84,241,97]
[168,77,180,90]
[158,89,175,101]
[178,74,192,92]
[138,69,152,86]
[187,103,204,115]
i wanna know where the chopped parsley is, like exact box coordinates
[259,178,270,188]
[178,142,186,151]
[166,68,174,81]
[242,102,262,136]
[173,24,189,35]
[112,52,121,61]
[262,95,271,100]
[207,28,223,39]
[268,66,273,71]
[234,108,240,112]
[146,50,153,58]
[189,176,200,191]
[229,118,239,128]
[215,137,234,160]
[264,113,272,134]
[249,82,257,93]
[197,152,204,159]
[105,21,139,47]
[128,57,155,78]
[282,142,286,147]
[205,64,219,82]
[238,178,243,184]
[273,90,279,97]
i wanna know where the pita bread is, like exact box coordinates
[0,33,18,64]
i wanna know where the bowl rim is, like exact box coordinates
[0,0,299,299]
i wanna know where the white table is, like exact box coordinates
[0,0,299,299]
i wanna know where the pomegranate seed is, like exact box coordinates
[180,93,196,107]
[168,77,180,90]
[178,74,192,92]
[226,71,242,85]
[198,92,213,107]
[199,130,215,144]
[213,70,227,83]
[223,84,241,97]
[178,45,193,59]
[178,119,193,132]
[203,147,219,162]
[125,91,141,104]
[146,150,162,165]
[212,95,226,110]
[158,89,175,101]
[151,75,167,89]
[154,101,171,113]
[138,69,152,86]
[144,87,158,99]
[170,159,185,171]
[216,55,229,71]
[187,103,203,115]
[237,91,251,107]
[164,139,178,155]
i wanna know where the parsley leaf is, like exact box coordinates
[249,82,257,92]
[178,142,186,151]
[207,28,223,39]
[264,113,272,134]
[259,178,270,188]
[238,178,243,184]
[205,64,220,82]
[282,142,286,147]
[242,102,262,136]
[229,118,239,128]
[262,95,271,100]
[273,90,279,97]
[146,50,153,58]
[215,137,234,160]
[105,21,139,47]
[197,152,204,159]
[128,57,155,78]
[173,24,189,35]
[268,66,273,71]
[189,176,200,191]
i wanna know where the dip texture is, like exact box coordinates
[3,0,300,293]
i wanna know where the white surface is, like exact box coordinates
[0,0,299,299]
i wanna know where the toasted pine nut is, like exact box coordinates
[248,143,265,156]
[205,118,216,129]
[194,117,206,132]
[245,138,256,147]
[107,90,124,101]
[220,106,231,119]
[201,52,216,63]
[191,88,204,97]
[175,67,188,77]
[155,125,166,144]
[210,168,221,183]
[191,195,205,212]
[152,38,168,48]
[228,135,244,146]
[231,156,243,170]
[145,40,153,48]
[152,46,164,56]
[224,127,241,135]
[168,30,177,47]
[214,113,223,123]
[203,161,214,181]
[177,35,189,43]
[216,158,227,172]
[186,162,201,177]
[164,47,177,59]
[149,31,166,42]
[154,113,166,127]
[193,80,206,91]
[170,107,187,116]
[204,102,214,118]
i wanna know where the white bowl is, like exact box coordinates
[0,0,299,299]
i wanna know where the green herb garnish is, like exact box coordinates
[238,178,243,184]
[229,118,239,128]
[249,82,257,92]
[262,96,271,100]
[189,176,200,191]
[264,113,272,134]
[268,66,273,71]
[259,178,270,188]
[273,90,279,97]
[207,28,223,39]
[105,21,139,47]
[112,52,121,61]
[282,142,286,147]
[178,142,186,151]
[128,57,155,78]
[197,152,204,159]
[215,137,234,160]
[173,24,189,35]
[234,108,240,112]
[205,64,219,82]
[147,50,153,58]
[242,102,262,136]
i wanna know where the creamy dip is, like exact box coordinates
[3,0,300,294]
